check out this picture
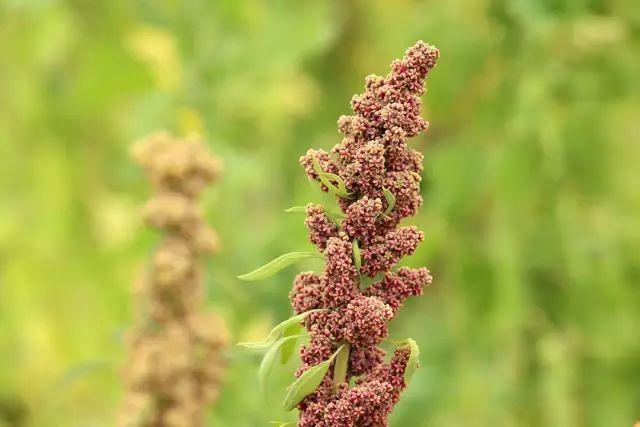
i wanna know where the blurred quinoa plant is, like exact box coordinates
[119,132,228,427]
[240,41,439,426]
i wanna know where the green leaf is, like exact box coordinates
[283,344,346,411]
[260,335,302,391]
[399,338,420,384]
[238,309,324,349]
[284,206,307,213]
[321,172,350,195]
[382,187,396,217]
[332,342,350,393]
[307,178,346,223]
[269,422,296,427]
[312,157,352,199]
[238,252,322,281]
[280,322,303,364]
[352,240,361,271]
[360,272,385,290]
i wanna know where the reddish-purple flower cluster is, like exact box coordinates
[289,41,439,426]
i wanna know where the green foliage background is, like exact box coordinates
[0,1,639,426]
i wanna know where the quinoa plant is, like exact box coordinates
[240,41,440,426]
[120,132,228,427]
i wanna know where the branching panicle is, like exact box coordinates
[291,41,439,426]
[120,132,227,427]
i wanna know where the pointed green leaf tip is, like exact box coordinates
[311,157,352,199]
[284,206,307,213]
[283,344,347,411]
[382,187,396,217]
[238,252,322,281]
[237,309,325,350]
[398,338,420,384]
[352,240,361,271]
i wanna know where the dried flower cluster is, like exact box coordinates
[290,41,439,426]
[119,132,228,427]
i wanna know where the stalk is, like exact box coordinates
[332,342,351,394]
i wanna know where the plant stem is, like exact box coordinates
[332,342,350,394]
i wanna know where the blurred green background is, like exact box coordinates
[1,0,639,426]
